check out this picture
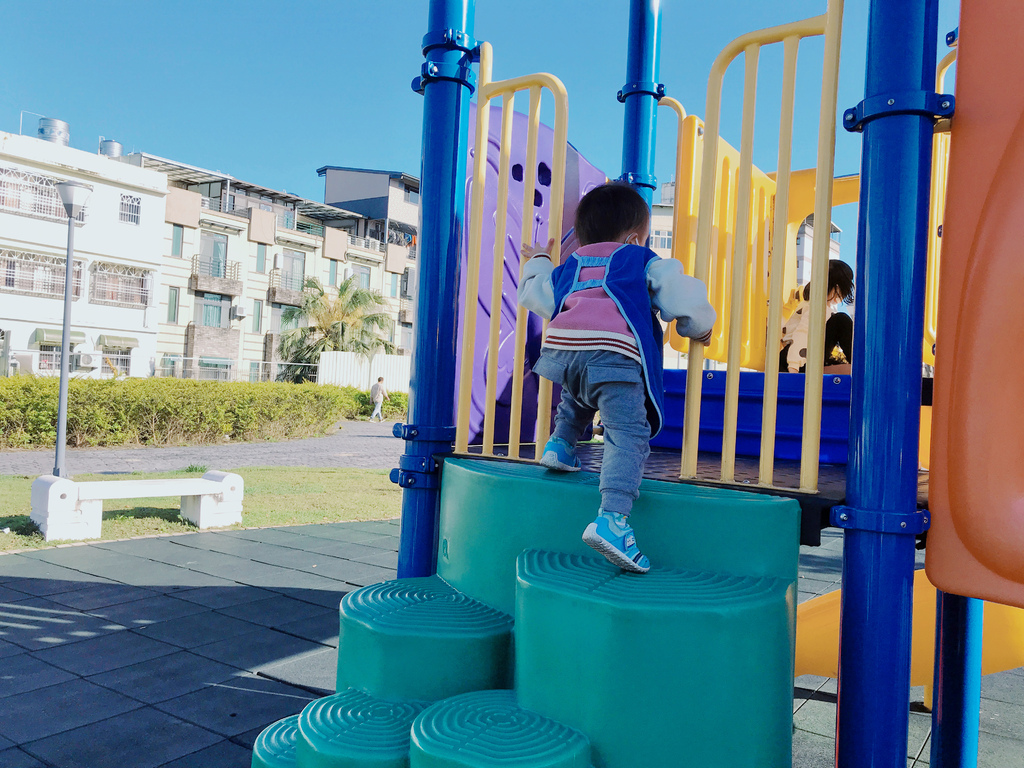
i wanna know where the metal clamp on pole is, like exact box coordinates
[830,505,931,535]
[617,171,658,190]
[412,29,480,94]
[946,27,958,48]
[843,90,955,133]
[392,423,457,442]
[617,80,665,103]
[389,423,457,488]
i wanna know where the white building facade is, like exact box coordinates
[0,129,167,378]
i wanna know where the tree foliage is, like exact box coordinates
[278,276,397,382]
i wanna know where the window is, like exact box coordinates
[90,263,150,308]
[651,230,672,250]
[1,249,83,300]
[198,358,232,381]
[196,292,230,328]
[352,264,371,290]
[389,272,400,298]
[329,259,338,287]
[401,268,414,299]
[271,302,299,333]
[168,287,179,323]
[256,243,266,273]
[0,165,84,222]
[101,348,132,375]
[281,249,305,291]
[171,224,184,257]
[38,344,80,372]
[199,231,228,277]
[252,299,263,333]
[119,194,141,225]
[404,187,419,204]
[249,361,262,382]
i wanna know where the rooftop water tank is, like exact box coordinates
[99,139,123,158]
[37,118,70,146]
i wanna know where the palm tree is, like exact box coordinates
[278,276,397,382]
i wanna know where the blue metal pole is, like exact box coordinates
[395,0,475,578]
[931,592,983,767]
[834,0,939,765]
[618,0,662,206]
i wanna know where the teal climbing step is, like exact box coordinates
[252,714,299,768]
[409,690,591,768]
[295,687,427,768]
[515,550,796,768]
[337,575,514,701]
[437,458,801,615]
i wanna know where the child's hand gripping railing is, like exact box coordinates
[679,0,845,493]
[453,42,569,459]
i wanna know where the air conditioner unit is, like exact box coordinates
[14,353,36,374]
[232,304,248,320]
[78,352,99,369]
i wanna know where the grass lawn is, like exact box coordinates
[0,466,401,553]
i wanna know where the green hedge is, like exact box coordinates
[0,377,409,449]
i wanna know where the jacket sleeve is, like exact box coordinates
[646,257,716,342]
[517,256,557,320]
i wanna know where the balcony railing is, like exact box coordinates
[191,255,240,281]
[276,213,326,238]
[270,268,305,292]
[0,166,86,223]
[200,196,222,212]
[89,263,151,309]
[348,235,387,254]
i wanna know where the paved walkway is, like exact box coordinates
[1,521,1021,767]
[0,420,404,476]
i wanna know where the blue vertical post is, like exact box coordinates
[931,592,983,767]
[394,0,475,578]
[618,0,663,206]
[833,0,939,765]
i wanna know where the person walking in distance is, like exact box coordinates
[370,377,389,422]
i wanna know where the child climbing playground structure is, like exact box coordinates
[248,1,1024,767]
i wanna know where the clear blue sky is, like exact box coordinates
[2,0,960,261]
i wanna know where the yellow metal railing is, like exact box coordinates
[679,0,845,492]
[453,42,569,459]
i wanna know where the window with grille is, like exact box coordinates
[0,249,83,300]
[651,230,672,250]
[119,194,141,225]
[0,166,85,222]
[38,344,81,372]
[101,348,132,375]
[90,263,150,308]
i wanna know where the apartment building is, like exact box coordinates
[317,166,420,352]
[118,153,374,381]
[0,126,166,378]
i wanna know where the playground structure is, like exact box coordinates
[249,1,1024,767]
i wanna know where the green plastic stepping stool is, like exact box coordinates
[410,690,591,767]
[515,550,795,768]
[252,714,299,768]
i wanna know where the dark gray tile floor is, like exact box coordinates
[0,518,1020,767]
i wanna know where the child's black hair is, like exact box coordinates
[574,182,650,246]
[802,259,855,304]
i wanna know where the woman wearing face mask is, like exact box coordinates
[780,259,856,373]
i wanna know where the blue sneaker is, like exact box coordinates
[582,510,651,574]
[539,436,581,472]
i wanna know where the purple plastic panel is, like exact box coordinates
[456,103,607,445]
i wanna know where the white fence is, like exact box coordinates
[317,351,411,393]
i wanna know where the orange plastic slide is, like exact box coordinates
[926,0,1024,607]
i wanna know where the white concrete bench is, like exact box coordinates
[30,471,244,541]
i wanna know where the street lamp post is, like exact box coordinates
[53,181,92,478]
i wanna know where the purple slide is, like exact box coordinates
[457,104,607,445]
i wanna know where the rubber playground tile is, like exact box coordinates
[792,695,837,739]
[977,695,1024,739]
[44,582,156,611]
[157,738,252,768]
[0,653,77,699]
[257,646,337,696]
[790,728,835,768]
[136,609,259,649]
[0,553,111,586]
[907,710,933,761]
[87,592,209,627]
[351,548,399,569]
[0,677,142,744]
[329,561,396,588]
[22,706,222,768]
[216,593,335,629]
[0,596,127,651]
[154,674,314,739]
[0,584,32,602]
[263,585,348,610]
[96,539,259,577]
[0,638,28,658]
[285,524,398,547]
[223,527,314,546]
[190,626,326,672]
[0,748,47,767]
[0,733,12,751]
[274,611,340,648]
[980,668,1024,705]
[32,628,177,676]
[171,584,276,610]
[243,565,357,594]
[86,650,241,705]
[977,730,1024,766]
[912,734,932,766]
[168,533,270,558]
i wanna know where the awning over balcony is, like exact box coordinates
[33,328,86,346]
[198,356,232,367]
[97,335,140,349]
